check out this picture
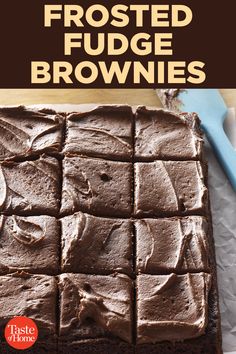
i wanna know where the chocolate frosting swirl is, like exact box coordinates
[0,215,59,275]
[0,273,57,335]
[135,160,208,216]
[136,216,210,273]
[64,105,133,160]
[0,156,60,215]
[135,106,203,160]
[59,273,133,343]
[137,273,212,344]
[61,212,132,275]
[0,106,64,160]
[12,216,45,245]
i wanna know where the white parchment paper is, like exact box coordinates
[207,108,236,354]
[32,104,236,353]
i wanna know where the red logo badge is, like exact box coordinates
[4,316,38,350]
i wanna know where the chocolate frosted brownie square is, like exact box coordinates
[61,212,133,276]
[64,105,133,161]
[0,106,64,161]
[0,215,59,275]
[58,273,133,354]
[61,156,132,217]
[136,217,210,274]
[134,160,207,217]
[0,273,57,353]
[135,106,203,161]
[0,156,60,216]
[136,273,211,344]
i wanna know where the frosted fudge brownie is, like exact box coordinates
[134,160,208,217]
[0,106,64,161]
[0,215,59,275]
[61,156,132,217]
[64,105,133,161]
[135,217,210,274]
[0,273,57,353]
[135,106,203,161]
[0,156,60,216]
[61,212,133,276]
[136,274,221,354]
[136,273,211,343]
[58,273,133,354]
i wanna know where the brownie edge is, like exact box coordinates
[0,106,64,161]
[136,278,222,354]
[0,272,57,351]
[135,106,203,161]
[0,155,61,216]
[0,215,59,275]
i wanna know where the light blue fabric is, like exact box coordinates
[179,89,236,192]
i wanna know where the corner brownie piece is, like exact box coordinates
[136,217,210,274]
[0,273,57,353]
[0,156,60,216]
[134,160,207,217]
[61,156,132,217]
[58,273,133,354]
[0,106,64,160]
[0,215,59,275]
[61,212,133,276]
[64,105,133,161]
[135,106,203,161]
[136,273,222,354]
[136,273,211,344]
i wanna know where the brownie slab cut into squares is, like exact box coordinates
[0,155,60,216]
[58,273,133,354]
[136,273,211,344]
[61,212,133,276]
[61,156,133,217]
[0,273,57,353]
[0,106,64,161]
[64,105,133,161]
[134,160,208,217]
[136,216,210,274]
[135,106,203,161]
[0,215,59,275]
[0,104,222,354]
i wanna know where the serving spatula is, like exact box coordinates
[158,89,236,192]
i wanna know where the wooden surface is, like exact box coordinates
[0,89,236,108]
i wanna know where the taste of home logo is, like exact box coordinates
[4,317,38,350]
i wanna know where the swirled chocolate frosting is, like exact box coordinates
[137,273,212,343]
[61,212,133,275]
[0,272,57,338]
[0,215,59,275]
[64,105,133,161]
[134,160,208,216]
[136,216,210,273]
[0,104,219,352]
[58,273,133,344]
[0,106,64,160]
[135,106,203,161]
[0,155,60,216]
[61,156,132,217]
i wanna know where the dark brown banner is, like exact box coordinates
[0,0,235,88]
